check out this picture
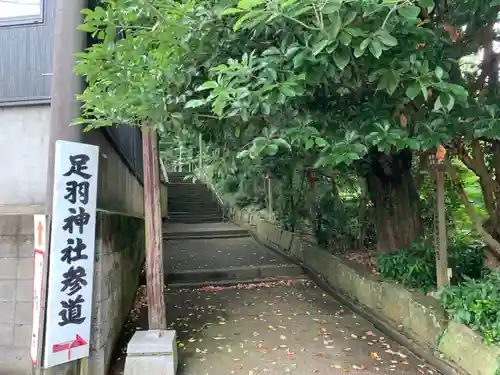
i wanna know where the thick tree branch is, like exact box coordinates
[469,21,497,94]
[493,141,500,184]
[445,160,500,258]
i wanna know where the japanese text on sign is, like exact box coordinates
[44,141,99,368]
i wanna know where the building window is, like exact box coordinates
[0,0,43,26]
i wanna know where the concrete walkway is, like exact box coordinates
[168,281,439,375]
[110,222,440,375]
[163,223,304,286]
[163,223,440,375]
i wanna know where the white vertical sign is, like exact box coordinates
[30,214,47,367]
[43,141,99,368]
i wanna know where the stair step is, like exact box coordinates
[168,194,214,198]
[168,214,222,218]
[169,214,222,218]
[169,210,221,214]
[169,205,220,209]
[166,276,309,289]
[163,232,250,240]
[168,194,217,199]
[168,215,222,220]
[165,264,305,284]
[168,182,208,187]
[168,217,223,224]
[169,210,221,213]
[167,175,223,223]
[163,225,248,237]
[168,201,220,206]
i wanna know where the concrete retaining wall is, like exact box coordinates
[228,205,500,375]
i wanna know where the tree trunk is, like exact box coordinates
[455,138,500,265]
[365,149,423,252]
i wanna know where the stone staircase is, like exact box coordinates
[162,171,305,287]
[166,172,224,224]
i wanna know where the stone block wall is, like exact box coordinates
[0,215,37,375]
[89,211,145,375]
[0,210,146,375]
[0,105,171,374]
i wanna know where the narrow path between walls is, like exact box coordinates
[109,222,440,375]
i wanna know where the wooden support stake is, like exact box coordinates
[267,176,273,216]
[436,166,449,288]
[178,144,183,172]
[199,133,203,172]
[142,127,167,329]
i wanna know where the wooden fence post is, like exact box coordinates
[199,133,203,171]
[434,145,449,288]
[436,164,449,287]
[267,175,273,216]
[142,127,167,329]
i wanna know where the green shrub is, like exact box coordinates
[235,195,253,207]
[222,176,240,193]
[376,239,486,292]
[313,189,360,251]
[439,271,500,344]
[235,194,266,209]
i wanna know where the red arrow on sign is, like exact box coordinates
[52,334,87,360]
[36,221,43,248]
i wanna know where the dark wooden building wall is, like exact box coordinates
[0,0,145,183]
[0,0,55,105]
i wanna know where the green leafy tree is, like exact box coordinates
[75,0,500,255]
[182,0,470,251]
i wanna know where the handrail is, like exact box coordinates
[199,170,226,221]
[159,158,169,183]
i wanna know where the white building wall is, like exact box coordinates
[0,105,51,210]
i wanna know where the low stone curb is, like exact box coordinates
[226,204,500,375]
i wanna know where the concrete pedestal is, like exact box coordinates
[124,330,178,375]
